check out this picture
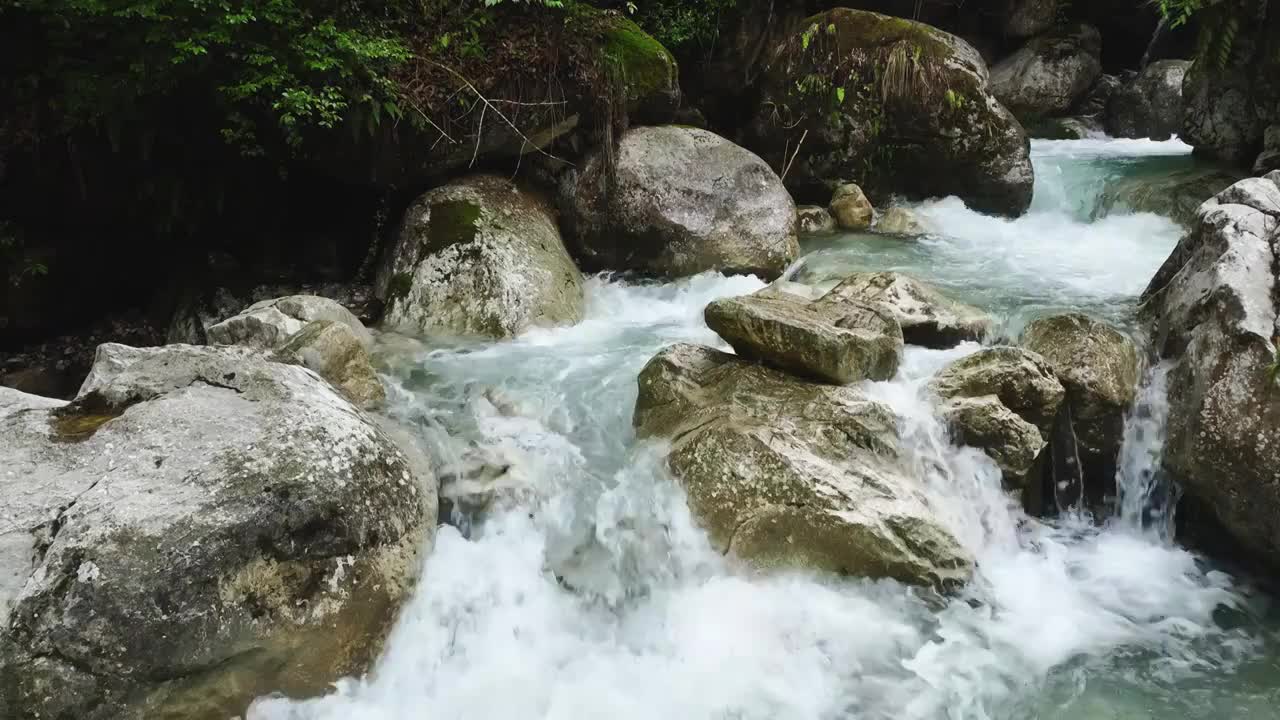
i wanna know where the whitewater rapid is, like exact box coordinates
[249,138,1279,720]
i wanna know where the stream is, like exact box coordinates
[249,138,1280,720]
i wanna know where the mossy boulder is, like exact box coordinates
[747,8,1033,217]
[829,183,873,230]
[600,15,680,121]
[796,205,837,233]
[634,343,972,589]
[0,344,432,720]
[560,126,799,279]
[818,272,991,348]
[278,320,386,410]
[376,174,585,338]
[704,289,904,384]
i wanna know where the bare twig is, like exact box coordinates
[470,102,487,168]
[781,129,808,181]
[426,59,573,167]
[405,97,457,146]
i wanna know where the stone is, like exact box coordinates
[796,205,836,233]
[875,207,928,236]
[747,9,1034,217]
[634,343,972,589]
[991,24,1103,121]
[1253,125,1280,176]
[206,295,372,350]
[818,272,992,348]
[1020,313,1140,480]
[561,125,799,279]
[205,295,384,409]
[1004,0,1059,40]
[930,347,1067,435]
[1099,165,1244,228]
[930,347,1067,485]
[278,320,386,409]
[0,344,433,720]
[704,291,904,384]
[1106,60,1191,141]
[377,174,585,338]
[829,183,874,230]
[1141,175,1280,564]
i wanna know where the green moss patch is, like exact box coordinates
[426,200,482,254]
[602,17,677,105]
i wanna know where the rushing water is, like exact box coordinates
[249,139,1280,720]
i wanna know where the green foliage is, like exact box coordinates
[629,0,735,50]
[1156,0,1203,28]
[2,0,421,153]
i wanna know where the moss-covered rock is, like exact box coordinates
[704,289,904,384]
[601,15,681,121]
[818,272,991,349]
[634,343,972,589]
[376,174,585,338]
[829,183,873,230]
[747,8,1033,217]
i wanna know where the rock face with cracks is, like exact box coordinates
[1142,174,1280,565]
[634,343,973,589]
[0,343,434,720]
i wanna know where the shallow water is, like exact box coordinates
[249,139,1280,720]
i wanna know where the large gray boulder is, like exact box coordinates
[207,295,385,409]
[0,344,433,720]
[747,9,1034,217]
[991,24,1103,121]
[704,290,904,384]
[1142,175,1280,564]
[206,295,371,350]
[635,343,973,589]
[377,174,585,338]
[818,272,992,349]
[930,347,1067,484]
[561,125,799,280]
[1107,60,1191,141]
[1020,313,1140,482]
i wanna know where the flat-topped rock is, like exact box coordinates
[818,272,991,348]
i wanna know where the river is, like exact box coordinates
[249,138,1280,720]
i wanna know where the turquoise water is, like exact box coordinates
[249,139,1280,720]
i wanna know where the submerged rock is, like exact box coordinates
[930,347,1067,484]
[874,207,928,236]
[1141,175,1280,564]
[829,183,874,230]
[634,343,973,589]
[1098,165,1243,228]
[818,272,991,348]
[796,205,837,233]
[1020,313,1139,493]
[377,174,585,338]
[990,24,1103,121]
[0,344,432,720]
[748,8,1033,217]
[561,125,799,279]
[1106,60,1190,141]
[704,290,904,384]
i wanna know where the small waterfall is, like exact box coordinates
[1114,363,1178,537]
